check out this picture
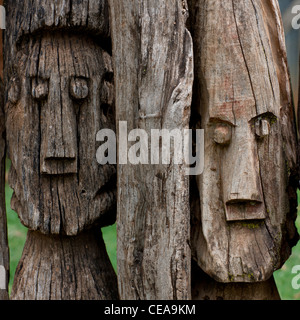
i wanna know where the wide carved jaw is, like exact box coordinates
[40,158,78,176]
[8,163,117,235]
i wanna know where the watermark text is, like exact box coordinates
[96,121,204,176]
[292,5,300,30]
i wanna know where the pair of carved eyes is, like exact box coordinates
[31,78,89,101]
[213,118,273,146]
[8,78,90,104]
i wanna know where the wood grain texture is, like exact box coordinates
[0,0,9,299]
[5,0,118,300]
[191,261,280,300]
[5,3,116,236]
[11,229,119,300]
[188,0,298,293]
[109,0,193,300]
[5,0,109,63]
[0,80,9,300]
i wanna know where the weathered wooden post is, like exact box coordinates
[5,0,118,300]
[0,90,8,301]
[0,84,8,301]
[109,0,193,299]
[188,0,299,299]
[0,0,9,300]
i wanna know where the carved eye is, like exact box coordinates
[255,119,270,138]
[70,78,89,100]
[214,123,232,145]
[8,79,21,104]
[32,78,49,101]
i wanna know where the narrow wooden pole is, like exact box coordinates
[109,0,193,300]
[0,0,9,300]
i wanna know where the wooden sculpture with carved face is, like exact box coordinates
[6,32,116,236]
[5,0,118,300]
[190,0,299,286]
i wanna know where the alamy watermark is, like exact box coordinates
[96,121,204,176]
[292,5,300,30]
[0,265,6,290]
[292,265,300,290]
[0,6,5,30]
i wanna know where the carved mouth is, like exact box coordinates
[41,158,77,175]
[225,201,266,222]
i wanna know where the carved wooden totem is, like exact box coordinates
[188,0,299,299]
[5,0,118,300]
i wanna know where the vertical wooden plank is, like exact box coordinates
[0,0,9,300]
[109,0,193,299]
[188,0,298,299]
[5,0,118,300]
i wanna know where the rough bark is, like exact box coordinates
[5,0,110,73]
[109,0,193,300]
[188,0,298,299]
[0,0,9,299]
[5,0,118,300]
[11,229,118,300]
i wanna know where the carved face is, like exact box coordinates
[193,100,293,283]
[191,0,297,283]
[6,33,116,236]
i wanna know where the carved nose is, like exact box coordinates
[222,126,265,222]
[41,122,78,175]
[40,77,77,175]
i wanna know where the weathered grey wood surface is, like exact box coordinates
[11,229,118,300]
[109,0,193,300]
[188,0,298,298]
[5,0,118,300]
[191,261,280,300]
[5,0,115,236]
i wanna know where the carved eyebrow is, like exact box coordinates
[208,117,236,127]
[249,112,277,123]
